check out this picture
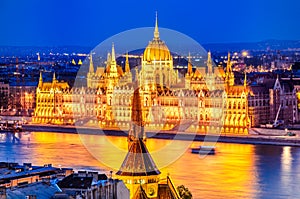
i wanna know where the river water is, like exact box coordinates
[0,131,300,199]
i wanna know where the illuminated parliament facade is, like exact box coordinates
[33,15,298,134]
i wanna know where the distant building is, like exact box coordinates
[9,82,36,116]
[32,14,300,133]
[32,72,97,125]
[248,77,298,126]
[0,82,9,110]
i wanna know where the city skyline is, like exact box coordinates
[1,0,300,47]
[1,1,300,198]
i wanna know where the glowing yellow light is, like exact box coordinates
[242,51,248,57]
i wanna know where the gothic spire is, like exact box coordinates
[154,12,160,40]
[109,43,118,75]
[187,52,193,75]
[207,51,213,74]
[111,43,116,63]
[38,71,43,87]
[244,72,247,87]
[125,52,130,73]
[89,53,94,73]
[226,52,232,73]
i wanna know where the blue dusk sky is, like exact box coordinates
[0,0,299,47]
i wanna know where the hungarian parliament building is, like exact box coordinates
[32,16,298,134]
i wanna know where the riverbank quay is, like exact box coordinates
[21,124,300,147]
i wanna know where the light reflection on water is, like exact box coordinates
[1,132,300,199]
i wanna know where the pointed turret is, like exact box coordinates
[107,52,111,65]
[187,52,193,75]
[109,43,118,75]
[116,80,160,177]
[51,72,57,86]
[226,52,232,73]
[154,12,160,40]
[125,52,130,73]
[225,52,235,86]
[244,72,247,87]
[89,53,94,73]
[207,51,213,74]
[111,43,116,64]
[38,71,43,87]
[130,83,145,139]
[105,52,111,73]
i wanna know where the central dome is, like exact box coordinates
[143,13,172,62]
[143,39,171,62]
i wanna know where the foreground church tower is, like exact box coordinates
[116,80,180,198]
[116,82,161,198]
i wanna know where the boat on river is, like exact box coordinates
[191,145,216,155]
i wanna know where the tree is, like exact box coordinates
[177,185,192,199]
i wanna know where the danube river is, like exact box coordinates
[1,131,300,199]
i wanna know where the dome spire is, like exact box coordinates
[154,12,160,39]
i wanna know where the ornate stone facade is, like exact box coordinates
[32,14,299,134]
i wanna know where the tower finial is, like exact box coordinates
[244,71,247,87]
[109,43,118,76]
[89,53,94,73]
[188,52,193,75]
[38,71,43,87]
[207,51,213,74]
[111,43,116,62]
[226,52,231,73]
[125,52,130,73]
[39,71,43,82]
[154,12,160,39]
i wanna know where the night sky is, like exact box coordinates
[0,0,299,47]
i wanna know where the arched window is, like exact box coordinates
[109,96,112,106]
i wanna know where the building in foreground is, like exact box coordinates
[0,162,72,199]
[0,162,72,189]
[116,82,181,199]
[56,171,129,199]
[0,163,129,199]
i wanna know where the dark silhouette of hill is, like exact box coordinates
[203,39,300,52]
